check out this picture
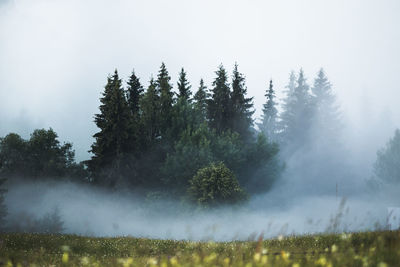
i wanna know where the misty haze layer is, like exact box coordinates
[4,178,397,241]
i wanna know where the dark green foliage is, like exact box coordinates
[258,80,278,141]
[126,69,144,117]
[240,133,283,194]
[140,78,160,144]
[162,124,214,193]
[187,162,247,207]
[88,70,133,187]
[229,63,254,140]
[0,178,7,230]
[208,65,231,133]
[0,129,84,180]
[177,68,192,101]
[193,79,209,123]
[156,63,174,138]
[373,129,400,184]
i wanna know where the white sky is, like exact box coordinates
[0,0,399,161]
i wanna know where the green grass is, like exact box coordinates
[0,230,399,266]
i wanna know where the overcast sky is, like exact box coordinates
[1,0,399,161]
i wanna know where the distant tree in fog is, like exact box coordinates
[310,68,342,145]
[258,80,278,141]
[279,69,313,153]
[373,129,400,184]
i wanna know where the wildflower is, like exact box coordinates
[261,255,268,264]
[331,244,338,253]
[262,248,268,254]
[81,256,90,265]
[62,252,69,264]
[147,257,158,266]
[281,250,290,261]
[292,263,300,267]
[253,252,261,262]
[378,263,388,267]
[316,256,327,266]
[223,257,230,266]
[204,253,217,263]
[170,256,178,265]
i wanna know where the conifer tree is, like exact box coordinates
[311,69,340,135]
[194,79,209,123]
[140,78,160,144]
[230,63,254,140]
[208,65,231,133]
[126,69,144,116]
[177,68,192,101]
[258,80,278,141]
[89,70,132,186]
[279,69,313,152]
[156,63,174,137]
[126,69,144,156]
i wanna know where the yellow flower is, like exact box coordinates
[81,256,90,265]
[62,252,69,264]
[316,256,327,266]
[331,244,338,253]
[253,252,261,262]
[261,255,268,264]
[292,263,301,267]
[170,256,178,265]
[378,262,388,267]
[223,257,230,266]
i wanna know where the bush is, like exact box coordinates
[187,162,247,207]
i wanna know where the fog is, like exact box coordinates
[1,0,400,240]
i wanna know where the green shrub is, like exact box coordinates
[187,162,247,207]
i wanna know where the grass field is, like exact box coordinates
[0,230,399,266]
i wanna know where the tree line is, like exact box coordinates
[4,63,397,208]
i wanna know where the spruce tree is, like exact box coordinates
[89,70,132,187]
[311,69,341,136]
[279,69,313,152]
[126,69,144,116]
[140,78,160,144]
[208,65,231,133]
[258,80,278,141]
[230,63,254,140]
[126,69,144,156]
[194,79,209,123]
[177,68,192,101]
[156,63,174,137]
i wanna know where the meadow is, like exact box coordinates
[0,230,399,266]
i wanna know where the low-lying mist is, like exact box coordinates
[4,171,398,241]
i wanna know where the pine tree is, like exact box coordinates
[177,68,192,101]
[126,69,144,156]
[311,69,341,136]
[193,79,209,123]
[156,63,174,137]
[89,70,132,187]
[279,69,313,152]
[258,80,278,141]
[208,65,231,133]
[140,78,160,144]
[230,63,254,140]
[126,69,144,116]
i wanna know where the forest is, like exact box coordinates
[0,63,399,232]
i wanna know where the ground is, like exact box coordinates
[0,230,399,266]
